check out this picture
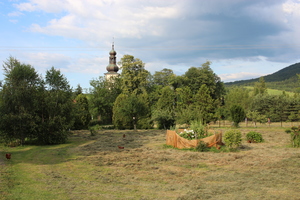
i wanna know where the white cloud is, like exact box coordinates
[220,72,264,82]
[283,0,300,15]
[15,0,181,41]
[9,19,18,23]
[8,11,23,17]
[65,56,108,74]
[18,52,71,73]
[4,0,300,88]
[15,2,37,12]
[15,0,66,13]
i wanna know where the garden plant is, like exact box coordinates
[224,129,242,149]
[246,131,264,143]
[285,126,300,147]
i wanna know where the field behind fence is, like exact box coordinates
[210,120,300,128]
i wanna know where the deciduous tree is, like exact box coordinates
[230,105,245,127]
[152,68,174,86]
[73,94,91,129]
[38,67,73,144]
[89,76,121,124]
[119,55,150,94]
[113,92,149,129]
[152,86,176,129]
[193,84,216,123]
[183,61,225,99]
[225,86,251,113]
[175,86,194,125]
[253,76,267,96]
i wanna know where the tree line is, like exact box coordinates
[0,57,90,145]
[1,56,300,145]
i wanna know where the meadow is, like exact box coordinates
[1,123,300,200]
[243,86,295,96]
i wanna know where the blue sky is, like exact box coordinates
[1,0,300,90]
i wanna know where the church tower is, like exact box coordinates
[105,43,119,80]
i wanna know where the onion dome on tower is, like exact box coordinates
[105,43,119,80]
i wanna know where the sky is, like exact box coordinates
[1,0,300,90]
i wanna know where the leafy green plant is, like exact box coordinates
[190,120,207,139]
[195,141,209,152]
[246,131,264,143]
[169,125,176,131]
[89,125,101,136]
[178,129,197,140]
[224,129,242,148]
[285,126,300,147]
[178,121,212,140]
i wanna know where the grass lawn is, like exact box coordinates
[1,126,300,200]
[243,86,295,96]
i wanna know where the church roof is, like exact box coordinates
[106,43,119,73]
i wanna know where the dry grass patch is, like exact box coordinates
[1,127,300,199]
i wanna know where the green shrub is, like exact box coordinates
[285,126,300,148]
[246,131,264,143]
[195,141,210,152]
[89,125,101,136]
[224,129,242,148]
[178,129,197,140]
[169,125,176,131]
[190,120,207,139]
[178,121,211,140]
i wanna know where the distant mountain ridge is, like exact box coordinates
[225,62,300,88]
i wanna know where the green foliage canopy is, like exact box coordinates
[89,76,121,124]
[119,55,150,94]
[38,67,73,144]
[0,57,43,144]
[230,105,245,127]
[73,94,91,130]
[152,86,176,129]
[0,58,74,145]
[183,61,225,99]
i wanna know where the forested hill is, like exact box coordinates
[224,62,300,91]
[263,62,300,82]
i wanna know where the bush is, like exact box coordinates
[178,121,211,140]
[89,125,101,136]
[190,120,207,139]
[246,131,264,143]
[137,117,153,129]
[195,141,210,152]
[285,126,300,148]
[224,129,242,148]
[178,129,197,140]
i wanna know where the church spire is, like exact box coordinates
[106,43,119,73]
[105,42,119,80]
